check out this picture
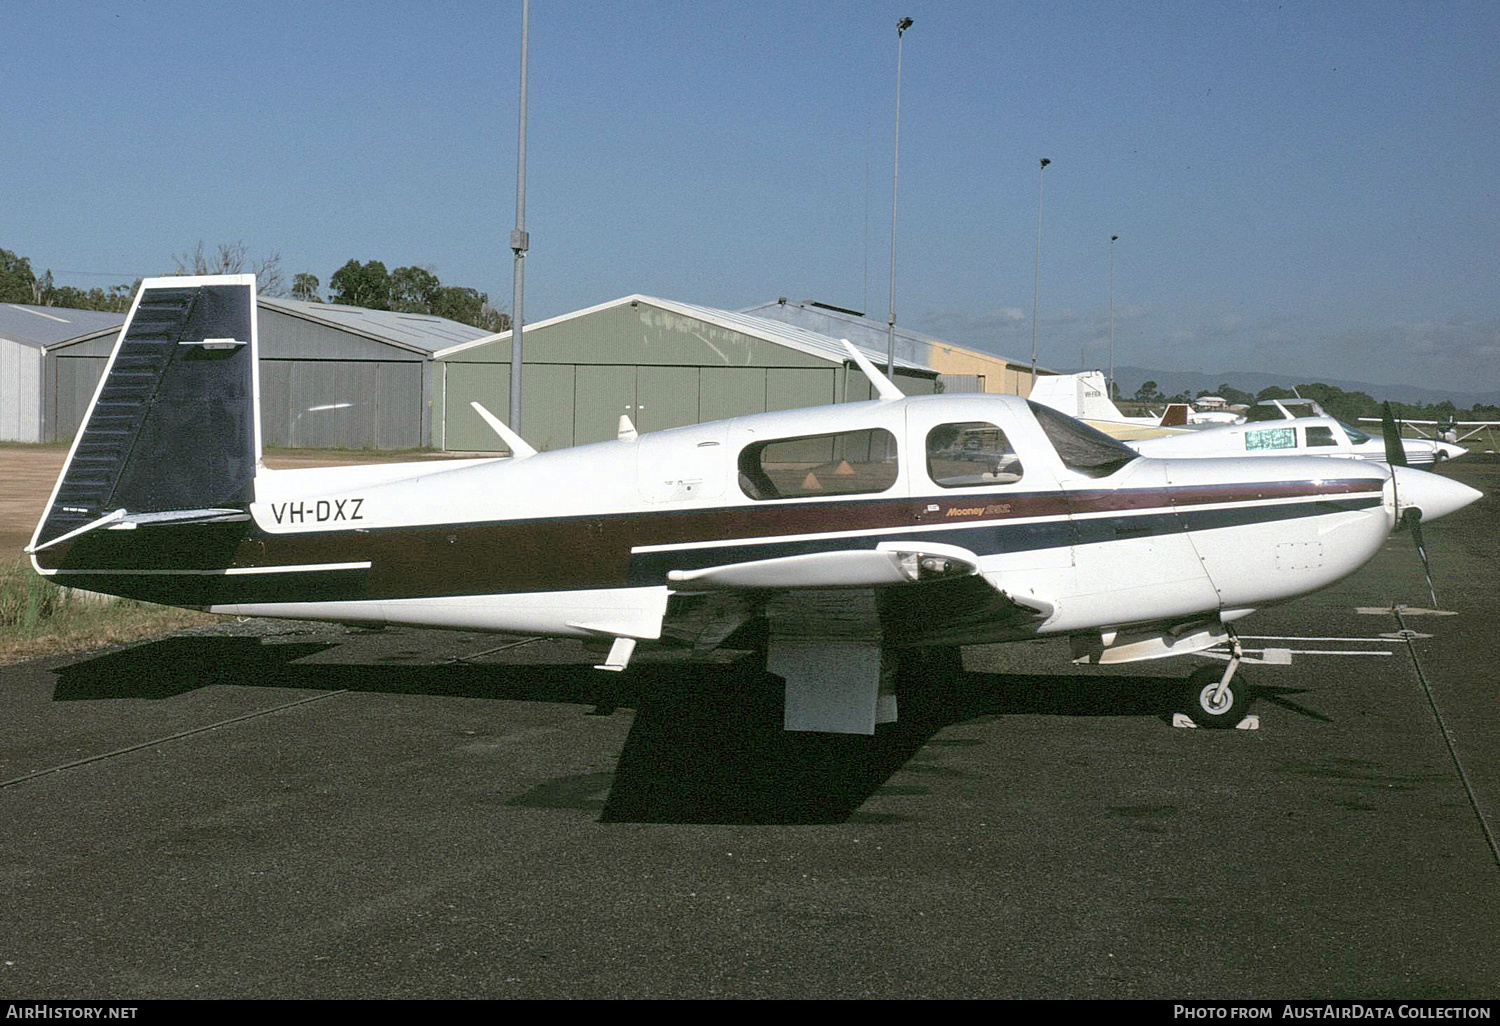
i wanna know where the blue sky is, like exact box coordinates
[6,0,1498,396]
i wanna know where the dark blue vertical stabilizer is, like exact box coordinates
[31,275,260,551]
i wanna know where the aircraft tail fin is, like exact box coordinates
[30,275,261,554]
[1158,403,1191,427]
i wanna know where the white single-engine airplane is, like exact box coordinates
[1357,414,1500,452]
[28,278,1482,732]
[1127,407,1465,466]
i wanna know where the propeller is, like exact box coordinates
[1383,402,1439,608]
[1381,401,1406,468]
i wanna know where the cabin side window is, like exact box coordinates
[738,428,899,500]
[926,422,1024,488]
[1305,425,1338,447]
[1245,427,1296,451]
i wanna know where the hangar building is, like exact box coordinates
[432,295,939,453]
[0,304,125,442]
[36,297,493,449]
[15,294,946,455]
[742,298,1050,396]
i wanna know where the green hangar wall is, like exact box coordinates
[434,296,938,453]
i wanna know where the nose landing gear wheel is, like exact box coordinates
[1184,664,1252,728]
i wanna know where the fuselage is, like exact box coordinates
[34,393,1413,651]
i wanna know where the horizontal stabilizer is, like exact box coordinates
[24,508,126,553]
[115,508,251,527]
[24,506,251,553]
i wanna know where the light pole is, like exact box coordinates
[1030,157,1050,390]
[508,0,530,438]
[886,16,913,380]
[1108,234,1119,401]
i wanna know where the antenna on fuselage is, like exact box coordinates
[841,339,905,401]
[470,401,537,458]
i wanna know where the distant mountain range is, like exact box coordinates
[1109,366,1500,409]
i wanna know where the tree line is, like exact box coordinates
[1,244,509,333]
[306,260,508,332]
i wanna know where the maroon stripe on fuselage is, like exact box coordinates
[35,478,1383,601]
[1066,478,1382,515]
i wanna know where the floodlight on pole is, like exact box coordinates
[886,16,913,381]
[1029,157,1050,390]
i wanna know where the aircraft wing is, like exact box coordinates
[1356,418,1500,426]
[1081,417,1193,441]
[662,541,1052,626]
[667,543,977,591]
[1357,416,1497,448]
[658,542,1053,734]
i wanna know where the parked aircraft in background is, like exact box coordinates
[1027,371,1196,440]
[1356,414,1500,454]
[1132,402,1465,466]
[28,278,1482,736]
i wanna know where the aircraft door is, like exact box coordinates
[904,403,1074,571]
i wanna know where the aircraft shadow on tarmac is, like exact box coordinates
[49,636,1326,826]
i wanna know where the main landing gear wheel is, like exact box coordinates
[1184,664,1252,729]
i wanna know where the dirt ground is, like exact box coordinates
[0,446,471,560]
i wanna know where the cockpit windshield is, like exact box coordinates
[1026,401,1139,478]
[1339,421,1371,444]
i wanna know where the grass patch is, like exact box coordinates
[0,559,214,665]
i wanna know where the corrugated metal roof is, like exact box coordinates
[741,298,1042,370]
[259,296,494,355]
[664,297,935,373]
[432,294,936,374]
[0,305,124,348]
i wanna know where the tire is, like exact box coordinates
[1184,664,1252,729]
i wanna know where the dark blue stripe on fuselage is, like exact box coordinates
[625,495,1382,584]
